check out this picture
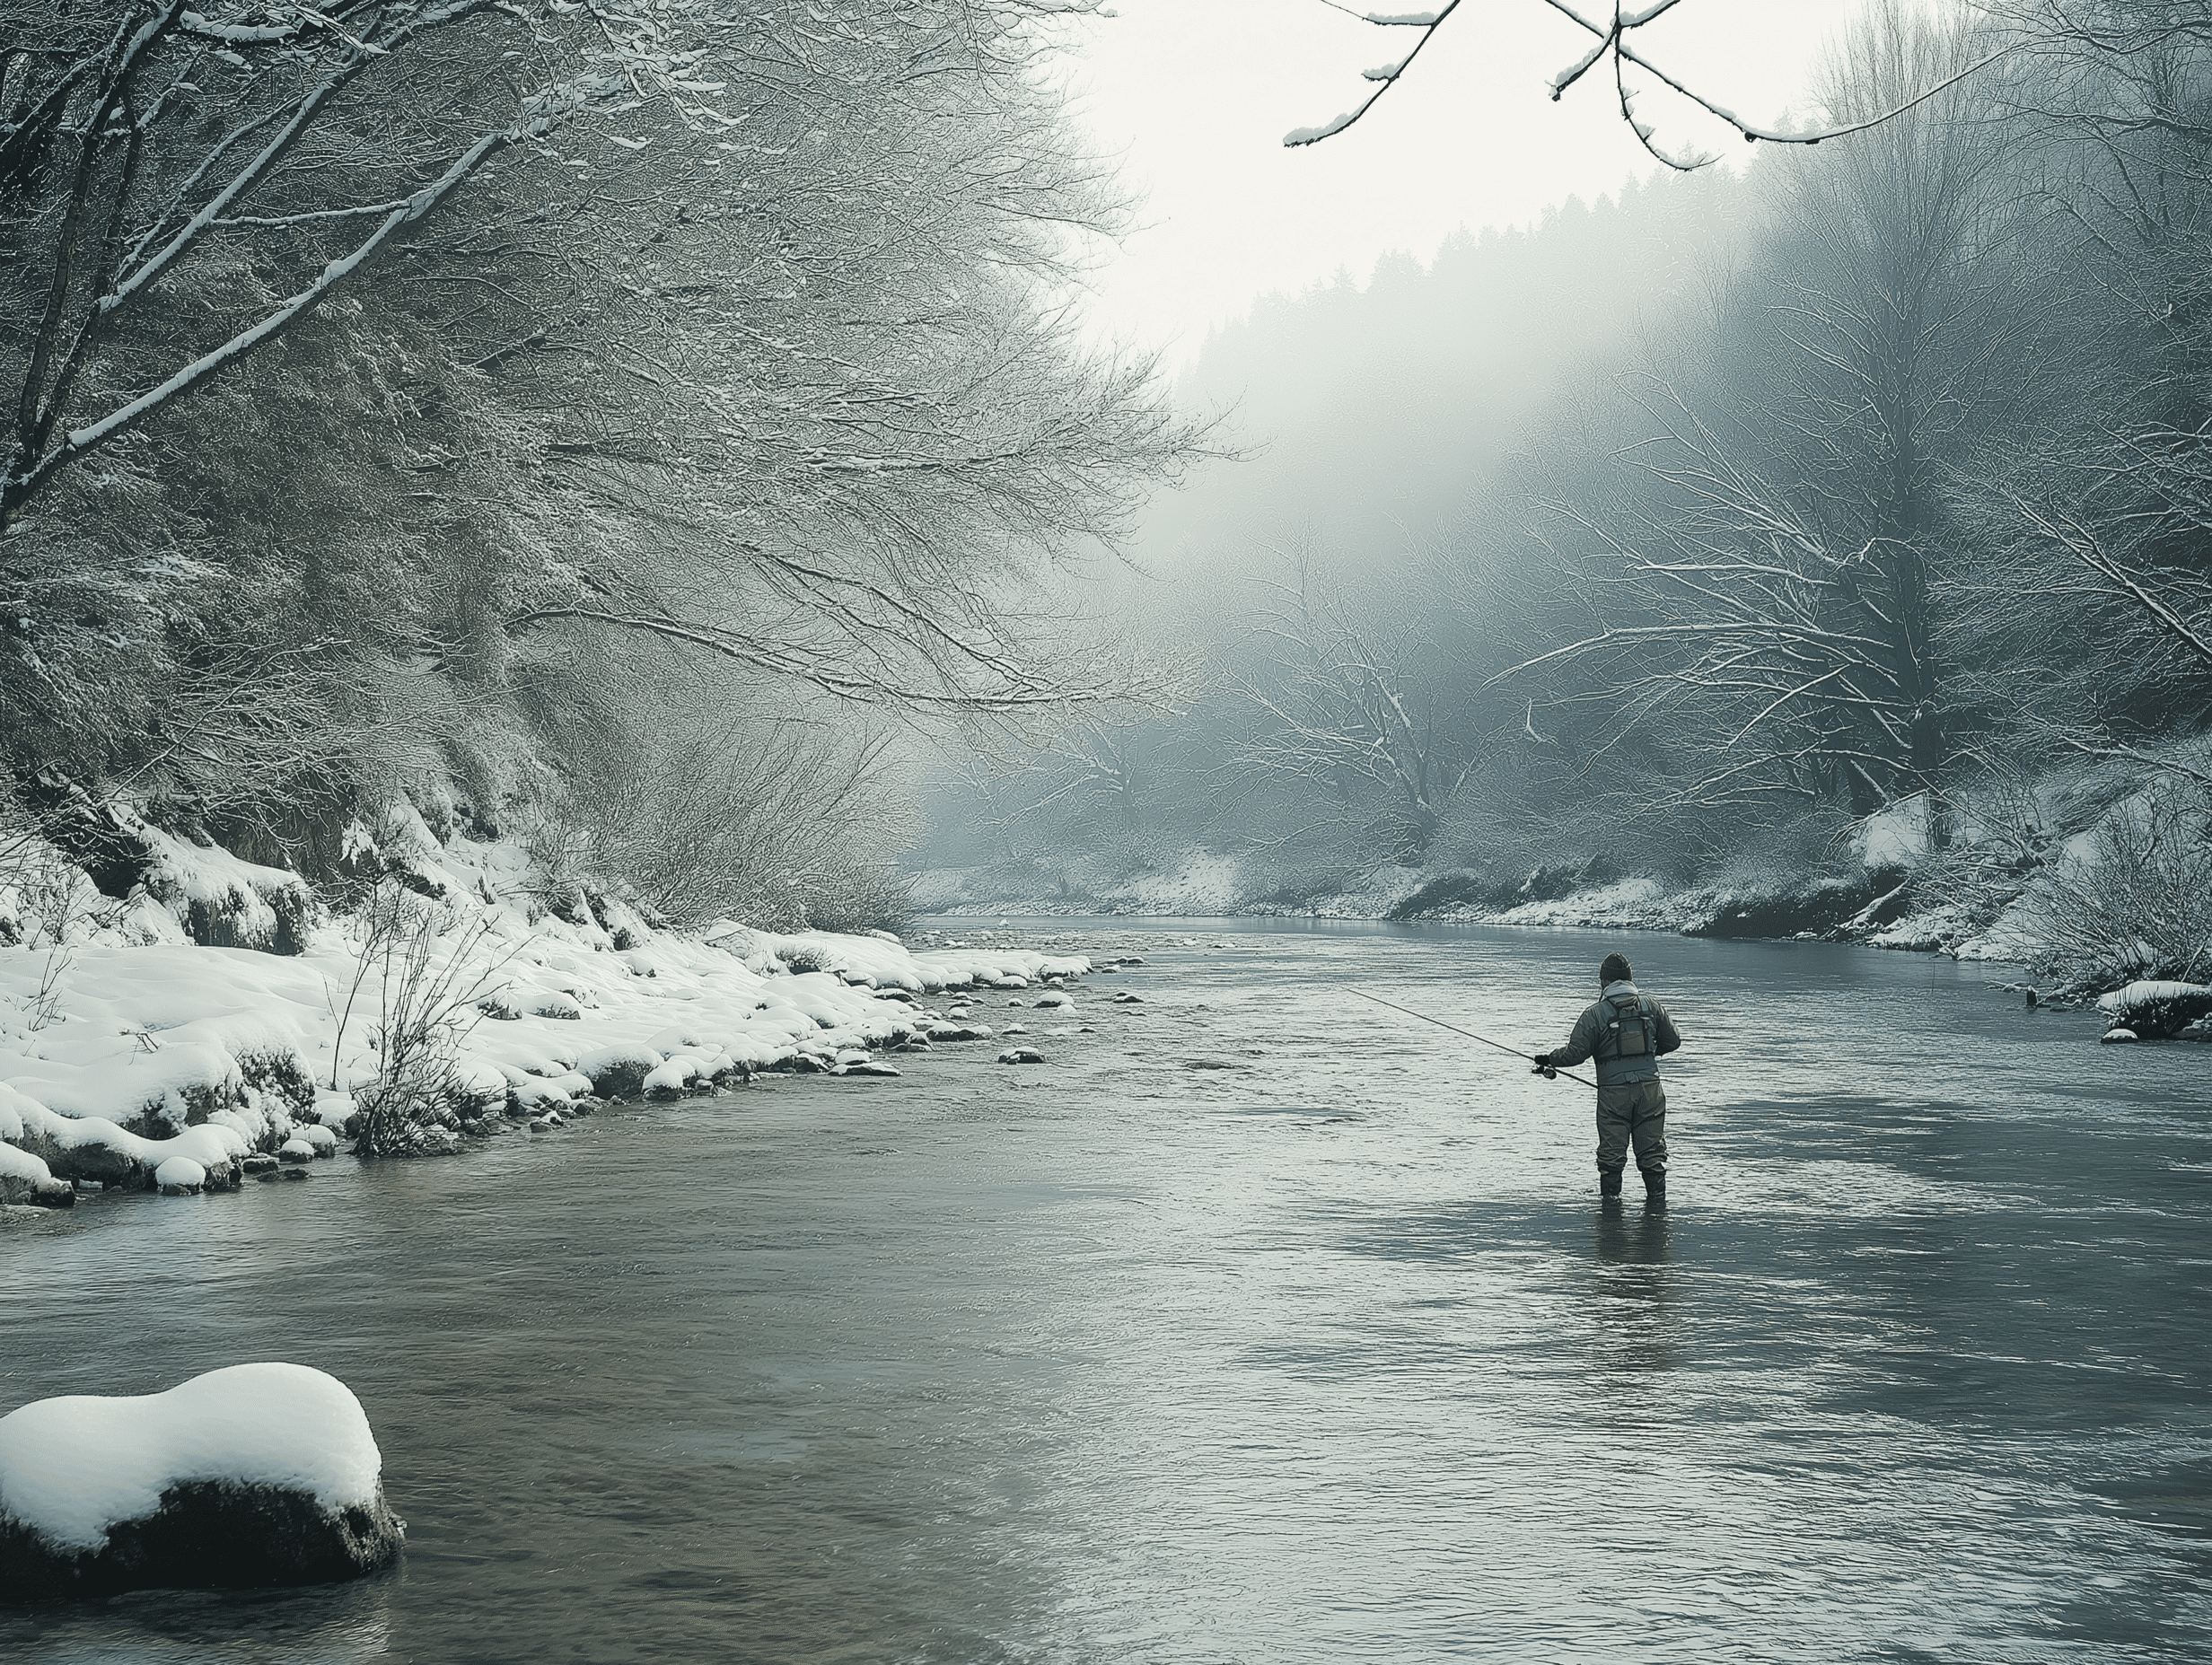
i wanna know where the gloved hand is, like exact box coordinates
[1531,1053,1558,1080]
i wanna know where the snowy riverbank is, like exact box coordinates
[0,824,1104,1210]
[912,760,2198,978]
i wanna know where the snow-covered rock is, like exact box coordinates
[2095,980,2212,1039]
[153,1156,205,1194]
[640,1056,700,1099]
[0,1084,246,1191]
[2096,979,2212,1012]
[0,1136,53,1205]
[0,1363,403,1597]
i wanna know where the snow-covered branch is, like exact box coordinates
[1287,0,2018,171]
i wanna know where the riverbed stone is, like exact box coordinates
[926,1024,989,1042]
[0,1479,404,1599]
[241,1153,278,1174]
[996,1047,1046,1065]
[29,1179,75,1210]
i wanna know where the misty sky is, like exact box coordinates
[1062,0,1868,364]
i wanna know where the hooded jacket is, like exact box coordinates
[1549,979,1682,1087]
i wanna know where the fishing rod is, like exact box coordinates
[1347,987,1596,1088]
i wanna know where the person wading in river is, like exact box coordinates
[1532,952,1682,1202]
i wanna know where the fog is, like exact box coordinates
[909,0,2212,982]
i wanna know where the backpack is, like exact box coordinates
[1602,993,1655,1062]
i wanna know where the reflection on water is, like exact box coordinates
[1590,1203,1675,1378]
[3,919,2208,1662]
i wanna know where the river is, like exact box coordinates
[4,919,2208,1663]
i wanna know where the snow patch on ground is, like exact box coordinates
[1853,794,1934,868]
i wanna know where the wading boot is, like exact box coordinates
[1639,1168,1665,1205]
[1599,1168,1623,1199]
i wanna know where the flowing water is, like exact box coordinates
[4,920,2209,1663]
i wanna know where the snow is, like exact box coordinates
[135,825,309,940]
[0,945,325,1137]
[641,1057,699,1093]
[0,1139,50,1187]
[0,1363,382,1553]
[154,1156,205,1188]
[1284,111,1360,147]
[1855,794,1934,868]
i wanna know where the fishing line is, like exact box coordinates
[1347,987,1596,1088]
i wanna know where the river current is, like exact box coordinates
[4,919,2208,1663]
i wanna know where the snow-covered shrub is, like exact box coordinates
[2024,783,2212,988]
[1895,766,2054,938]
[350,888,510,1158]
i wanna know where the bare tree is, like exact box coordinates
[0,0,667,532]
[1943,2,2212,749]
[1233,554,1479,860]
[1492,2,2032,819]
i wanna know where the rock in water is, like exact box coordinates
[0,1363,403,1598]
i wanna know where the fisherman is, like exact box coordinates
[1533,951,1682,1201]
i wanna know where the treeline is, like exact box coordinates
[1,0,1196,935]
[926,0,2212,980]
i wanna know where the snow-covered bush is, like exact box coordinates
[349,888,509,1158]
[2024,783,2212,988]
[1889,769,2051,937]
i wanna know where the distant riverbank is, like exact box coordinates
[910,855,2007,961]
